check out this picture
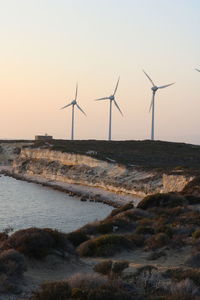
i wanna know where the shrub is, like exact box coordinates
[68,272,107,290]
[77,234,132,257]
[192,229,200,240]
[31,281,71,300]
[122,208,150,221]
[145,233,169,250]
[112,261,129,277]
[67,231,89,247]
[109,202,134,217]
[94,260,112,275]
[0,249,27,277]
[135,226,155,235]
[166,278,200,298]
[169,235,185,249]
[155,225,174,238]
[138,193,187,210]
[0,249,26,277]
[138,217,154,226]
[96,222,114,234]
[94,260,129,278]
[0,233,8,244]
[164,268,200,287]
[178,210,200,226]
[2,228,74,259]
[77,222,99,235]
[126,234,145,247]
[0,249,27,293]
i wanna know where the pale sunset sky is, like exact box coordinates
[0,0,200,143]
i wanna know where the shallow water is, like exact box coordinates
[0,175,112,233]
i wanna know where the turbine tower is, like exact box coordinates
[95,77,123,141]
[143,70,175,141]
[60,83,86,140]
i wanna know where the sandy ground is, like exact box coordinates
[84,246,192,273]
[4,246,191,300]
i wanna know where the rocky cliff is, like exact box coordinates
[12,148,194,197]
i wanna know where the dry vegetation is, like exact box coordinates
[32,139,200,170]
[0,182,200,298]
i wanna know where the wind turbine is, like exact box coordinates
[60,83,86,140]
[143,70,175,141]
[95,77,123,141]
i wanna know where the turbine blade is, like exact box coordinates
[114,100,123,116]
[76,103,86,116]
[75,83,78,100]
[95,97,110,101]
[60,103,72,110]
[195,68,200,72]
[143,70,155,86]
[113,76,120,95]
[158,83,175,89]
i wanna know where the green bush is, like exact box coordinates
[77,234,132,257]
[2,228,74,259]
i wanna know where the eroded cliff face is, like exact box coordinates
[0,142,32,165]
[12,148,194,197]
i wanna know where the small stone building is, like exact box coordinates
[35,134,53,141]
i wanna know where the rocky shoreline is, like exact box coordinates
[1,168,140,208]
[0,140,200,299]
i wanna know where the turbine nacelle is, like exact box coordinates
[95,77,123,141]
[151,86,158,92]
[71,100,77,105]
[143,69,175,141]
[60,83,86,140]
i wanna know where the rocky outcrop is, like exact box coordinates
[0,142,32,165]
[12,148,194,197]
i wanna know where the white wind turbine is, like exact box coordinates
[60,83,86,140]
[143,70,175,141]
[95,77,123,141]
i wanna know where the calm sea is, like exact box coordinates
[0,175,112,233]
